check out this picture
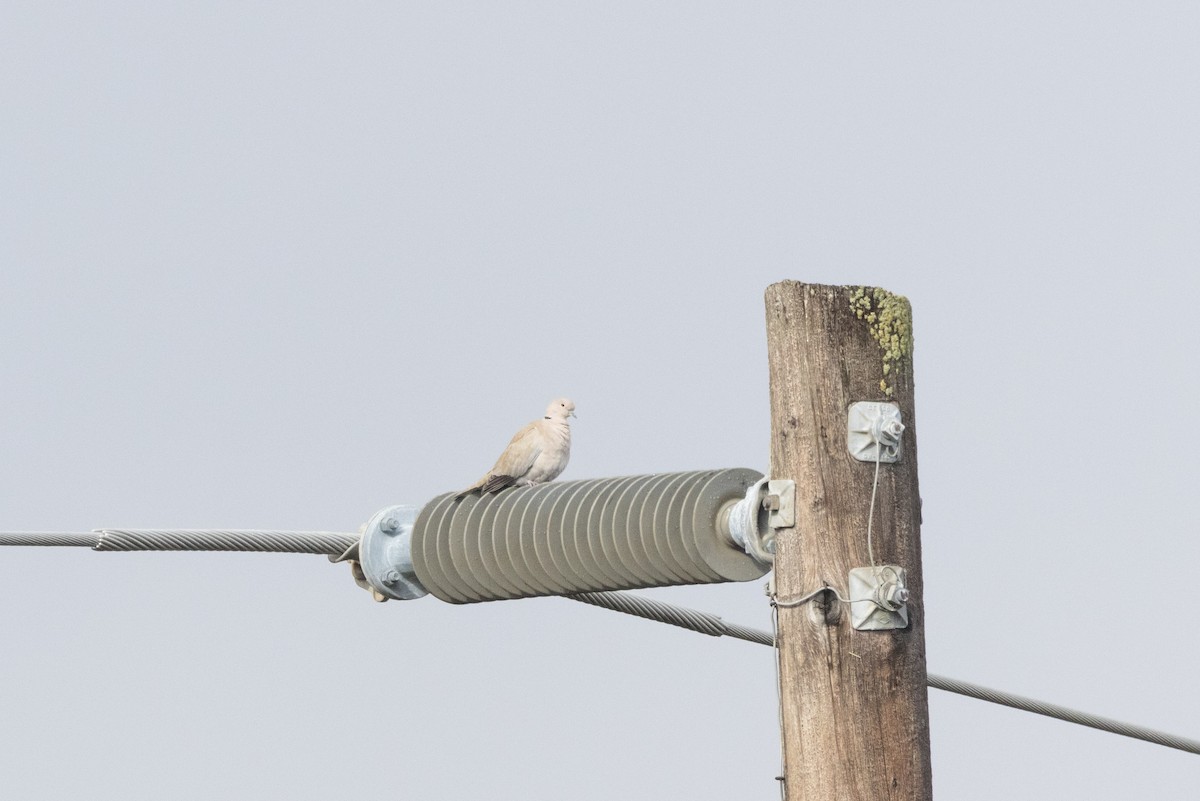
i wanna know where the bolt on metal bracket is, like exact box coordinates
[847,401,904,463]
[763,479,795,529]
[848,566,909,630]
[359,505,428,601]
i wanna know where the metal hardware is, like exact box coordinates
[847,401,904,463]
[726,477,794,567]
[359,505,428,601]
[848,565,909,630]
[765,479,795,529]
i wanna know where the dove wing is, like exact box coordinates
[454,415,558,500]
[488,421,543,479]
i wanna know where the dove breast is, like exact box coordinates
[519,418,571,485]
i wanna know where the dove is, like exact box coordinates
[454,398,576,500]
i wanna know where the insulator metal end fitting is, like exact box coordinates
[723,477,787,568]
[358,505,428,601]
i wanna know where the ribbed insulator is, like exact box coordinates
[411,468,767,603]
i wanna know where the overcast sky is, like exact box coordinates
[2,3,1198,799]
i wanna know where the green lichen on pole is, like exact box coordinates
[849,287,914,397]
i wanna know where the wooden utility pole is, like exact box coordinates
[765,281,933,800]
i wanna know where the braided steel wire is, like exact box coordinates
[569,591,728,637]
[925,673,1200,755]
[721,619,775,647]
[0,529,358,555]
[568,591,776,645]
[0,532,100,547]
[94,529,359,554]
[566,590,1200,757]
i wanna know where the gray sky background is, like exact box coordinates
[3,3,1198,798]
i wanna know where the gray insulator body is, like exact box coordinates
[411,468,768,603]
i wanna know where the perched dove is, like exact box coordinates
[455,398,576,500]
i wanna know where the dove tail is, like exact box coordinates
[453,485,482,502]
[481,475,517,494]
[454,474,518,502]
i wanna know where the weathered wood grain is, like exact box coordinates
[766,281,932,801]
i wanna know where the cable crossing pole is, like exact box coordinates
[563,591,1200,757]
[766,282,933,800]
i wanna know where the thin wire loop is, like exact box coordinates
[773,585,853,607]
[866,443,882,567]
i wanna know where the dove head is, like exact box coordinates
[545,398,576,421]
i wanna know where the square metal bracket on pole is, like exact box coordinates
[764,479,795,529]
[847,401,904,463]
[848,566,910,631]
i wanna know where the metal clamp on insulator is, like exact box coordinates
[355,505,428,601]
[723,477,793,568]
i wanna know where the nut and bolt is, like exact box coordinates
[382,570,401,586]
[877,581,909,610]
[381,517,400,534]
[874,417,906,447]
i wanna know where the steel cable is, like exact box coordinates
[569,591,728,637]
[0,532,100,547]
[95,529,358,554]
[565,590,1200,757]
[3,533,1196,755]
[924,673,1200,755]
[0,530,358,555]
